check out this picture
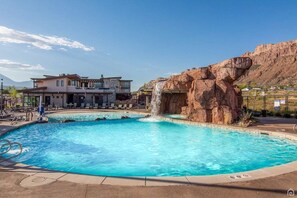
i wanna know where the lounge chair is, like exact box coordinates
[85,103,90,109]
[122,104,127,109]
[10,115,26,125]
[48,105,53,110]
[109,103,115,109]
[80,103,85,108]
[101,103,107,109]
[73,103,77,108]
[94,103,99,109]
[3,109,13,116]
[0,112,14,120]
[117,104,122,109]
[127,104,133,110]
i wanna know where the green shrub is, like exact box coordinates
[274,112,282,117]
[237,112,255,127]
[283,113,291,118]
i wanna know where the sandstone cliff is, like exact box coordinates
[237,39,297,86]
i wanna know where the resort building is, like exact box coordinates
[21,74,132,107]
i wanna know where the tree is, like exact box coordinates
[6,86,20,107]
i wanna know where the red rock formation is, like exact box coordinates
[237,39,297,86]
[160,57,252,124]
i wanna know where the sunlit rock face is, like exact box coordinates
[237,39,297,86]
[161,57,252,124]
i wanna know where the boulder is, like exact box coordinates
[156,57,252,124]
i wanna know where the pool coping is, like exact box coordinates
[1,110,297,187]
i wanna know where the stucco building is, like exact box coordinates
[22,74,132,107]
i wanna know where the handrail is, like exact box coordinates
[0,139,23,163]
[0,139,11,155]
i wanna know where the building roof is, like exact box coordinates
[31,74,80,81]
[21,87,47,93]
[102,77,122,79]
[30,74,132,85]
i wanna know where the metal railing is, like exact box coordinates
[0,139,23,163]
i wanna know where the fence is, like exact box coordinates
[242,92,297,113]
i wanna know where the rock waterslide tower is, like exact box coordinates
[157,57,252,124]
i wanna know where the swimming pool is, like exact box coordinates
[47,112,143,122]
[1,113,297,177]
[163,114,187,120]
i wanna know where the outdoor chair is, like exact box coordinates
[109,103,115,109]
[80,103,85,108]
[94,103,99,109]
[122,104,127,109]
[101,103,107,109]
[85,103,90,109]
[127,104,133,110]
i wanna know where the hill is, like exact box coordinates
[236,39,297,87]
[0,74,32,88]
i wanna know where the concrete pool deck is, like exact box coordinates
[1,109,297,197]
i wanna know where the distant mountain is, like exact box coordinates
[0,74,32,88]
[236,39,297,86]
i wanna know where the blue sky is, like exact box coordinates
[0,0,297,90]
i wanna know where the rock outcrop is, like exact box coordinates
[159,57,252,124]
[236,39,297,86]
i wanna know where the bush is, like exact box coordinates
[266,111,274,116]
[283,113,291,118]
[237,111,255,127]
[274,112,282,117]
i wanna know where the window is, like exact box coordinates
[56,80,59,87]
[61,80,64,87]
[68,80,71,86]
[71,80,77,86]
[94,82,104,88]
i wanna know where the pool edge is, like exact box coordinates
[1,110,297,186]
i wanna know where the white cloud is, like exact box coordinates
[0,59,45,71]
[0,26,94,51]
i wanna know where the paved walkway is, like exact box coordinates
[0,170,296,198]
[251,117,297,134]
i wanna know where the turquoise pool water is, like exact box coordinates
[163,114,187,120]
[1,115,297,177]
[47,112,143,122]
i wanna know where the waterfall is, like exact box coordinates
[151,81,166,116]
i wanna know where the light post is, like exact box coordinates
[261,91,267,117]
[0,79,3,115]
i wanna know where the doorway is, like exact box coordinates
[45,96,51,106]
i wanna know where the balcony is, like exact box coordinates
[67,86,114,93]
[118,88,130,93]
